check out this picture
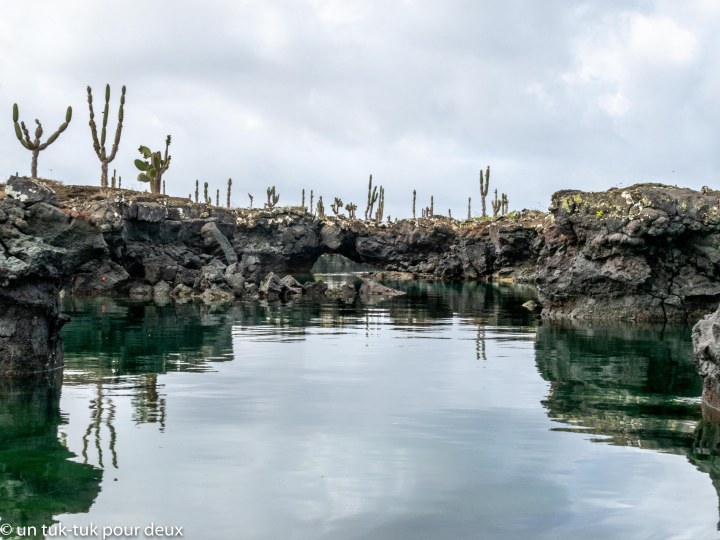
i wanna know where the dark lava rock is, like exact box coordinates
[358,279,405,297]
[693,306,720,409]
[6,176,59,206]
[536,184,720,322]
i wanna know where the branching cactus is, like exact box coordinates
[227,178,232,208]
[87,84,126,188]
[331,197,343,215]
[12,102,72,179]
[345,202,357,219]
[479,166,490,217]
[491,188,501,218]
[364,174,378,220]
[135,135,171,194]
[317,196,325,218]
[266,186,279,209]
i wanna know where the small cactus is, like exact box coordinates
[501,193,509,216]
[310,190,314,215]
[491,189,501,218]
[467,197,471,220]
[331,197,344,215]
[248,193,254,209]
[266,186,279,209]
[317,196,325,218]
[204,181,209,204]
[301,189,305,211]
[412,189,416,219]
[430,196,434,216]
[195,180,199,203]
[134,135,171,194]
[216,188,220,207]
[111,169,118,189]
[12,102,73,179]
[227,178,232,208]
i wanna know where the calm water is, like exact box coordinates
[2,275,720,539]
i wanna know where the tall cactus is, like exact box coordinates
[227,178,232,208]
[134,135,171,194]
[375,186,385,224]
[204,181,209,204]
[310,190,314,215]
[87,84,126,188]
[412,189,416,219]
[195,180,199,203]
[301,189,306,211]
[364,174,378,220]
[479,166,490,217]
[12,102,72,179]
[216,189,220,207]
[468,197,471,220]
[430,195,434,216]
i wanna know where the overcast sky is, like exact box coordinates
[1,0,719,217]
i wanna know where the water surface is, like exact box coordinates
[1,277,719,539]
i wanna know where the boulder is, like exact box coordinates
[358,279,405,297]
[5,177,59,206]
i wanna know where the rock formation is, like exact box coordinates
[537,183,720,322]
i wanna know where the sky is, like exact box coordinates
[1,0,719,218]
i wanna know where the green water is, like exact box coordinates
[1,279,719,539]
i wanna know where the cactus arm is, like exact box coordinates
[100,84,110,147]
[107,85,126,162]
[87,87,105,159]
[39,110,71,150]
[20,121,34,147]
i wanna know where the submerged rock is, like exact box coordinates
[358,279,405,297]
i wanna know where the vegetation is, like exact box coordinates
[12,102,72,179]
[266,186,279,209]
[87,84,126,188]
[134,135,171,194]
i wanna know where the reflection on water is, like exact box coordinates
[3,276,720,538]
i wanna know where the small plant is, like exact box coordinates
[596,209,604,217]
[266,186,279,209]
[87,84,126,188]
[12,102,72,179]
[345,202,357,219]
[134,135,171,194]
[331,197,344,215]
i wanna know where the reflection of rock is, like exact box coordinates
[0,377,101,532]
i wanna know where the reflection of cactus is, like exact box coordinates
[317,196,325,218]
[412,189,416,219]
[375,186,385,224]
[491,188,501,218]
[345,202,357,219]
[467,197,471,220]
[248,193,254,209]
[87,84,126,188]
[479,166,490,217]
[364,174,378,220]
[331,197,343,215]
[13,102,72,179]
[134,135,171,194]
[501,193,509,216]
[266,186,279,209]
[227,178,232,208]
[195,180,199,203]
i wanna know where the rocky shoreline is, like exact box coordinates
[4,176,720,382]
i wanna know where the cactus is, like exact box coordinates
[203,181,209,204]
[195,180,199,203]
[266,186,279,209]
[310,190,314,215]
[375,186,385,224]
[227,178,232,208]
[87,84,126,188]
[501,193,509,216]
[491,188,501,218]
[345,202,357,219]
[216,188,220,207]
[430,195,434,216]
[448,209,452,219]
[331,197,343,215]
[248,193,254,209]
[301,189,305,211]
[12,102,72,179]
[163,180,166,195]
[364,174,378,220]
[412,189,416,219]
[479,166,490,217]
[111,169,117,189]
[134,135,171,194]
[467,197,471,220]
[119,175,122,189]
[316,196,325,218]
